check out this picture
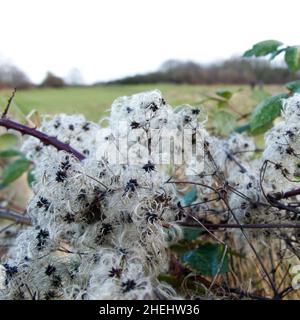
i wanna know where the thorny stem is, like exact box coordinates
[0,118,85,161]
[0,90,85,161]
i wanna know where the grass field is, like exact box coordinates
[0,84,285,122]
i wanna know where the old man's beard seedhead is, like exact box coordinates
[1,91,300,299]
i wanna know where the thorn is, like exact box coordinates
[2,88,16,119]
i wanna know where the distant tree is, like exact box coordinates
[41,71,65,88]
[65,68,84,86]
[0,62,32,89]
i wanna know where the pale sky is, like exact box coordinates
[0,0,299,84]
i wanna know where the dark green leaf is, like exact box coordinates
[182,226,204,241]
[286,80,300,93]
[234,123,251,133]
[250,93,288,134]
[27,169,35,188]
[182,243,229,277]
[182,186,197,206]
[0,149,23,157]
[243,40,283,57]
[1,157,30,186]
[285,46,300,72]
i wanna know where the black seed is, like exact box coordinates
[36,229,49,250]
[3,263,18,280]
[101,223,113,235]
[82,122,90,131]
[142,161,155,172]
[52,275,62,287]
[56,170,67,182]
[37,197,50,211]
[184,115,192,123]
[108,267,122,278]
[148,102,159,112]
[83,149,90,155]
[124,179,138,195]
[77,189,87,201]
[45,265,56,276]
[54,121,61,129]
[130,121,140,129]
[121,279,136,293]
[63,213,75,223]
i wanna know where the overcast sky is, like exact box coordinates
[1,0,299,84]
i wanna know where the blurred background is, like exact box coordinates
[0,0,299,121]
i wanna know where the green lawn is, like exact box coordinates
[0,84,284,122]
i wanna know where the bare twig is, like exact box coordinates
[179,222,300,229]
[2,88,16,119]
[0,207,31,225]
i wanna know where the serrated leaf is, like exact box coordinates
[0,133,19,151]
[243,40,283,57]
[285,80,300,93]
[1,157,30,186]
[182,243,229,277]
[211,110,237,136]
[285,47,300,72]
[250,93,288,134]
[0,149,23,157]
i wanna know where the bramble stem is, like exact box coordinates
[0,118,85,161]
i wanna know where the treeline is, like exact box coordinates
[0,63,32,89]
[108,58,299,85]
[0,61,84,89]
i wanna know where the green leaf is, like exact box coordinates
[215,89,234,100]
[1,157,30,186]
[234,123,251,133]
[27,169,35,188]
[285,80,300,93]
[211,110,237,136]
[182,243,229,277]
[285,46,300,72]
[250,93,288,134]
[182,186,197,206]
[243,40,283,57]
[182,226,204,241]
[0,133,19,151]
[0,149,23,157]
